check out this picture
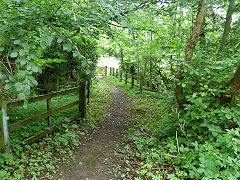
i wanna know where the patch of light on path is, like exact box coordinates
[97,56,120,69]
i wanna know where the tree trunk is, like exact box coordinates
[200,17,206,46]
[175,0,207,109]
[230,65,240,96]
[221,65,240,103]
[149,32,153,89]
[218,0,237,104]
[150,57,153,89]
[143,57,147,86]
[185,0,207,63]
[120,49,124,70]
[218,0,236,53]
[137,54,140,84]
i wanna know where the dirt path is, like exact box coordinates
[55,80,131,180]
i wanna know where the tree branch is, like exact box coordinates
[118,1,176,18]
[152,63,170,89]
[109,22,161,38]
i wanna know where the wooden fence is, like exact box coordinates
[0,79,89,153]
[107,66,158,93]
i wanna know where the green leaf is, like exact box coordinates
[86,69,91,75]
[18,70,25,79]
[4,84,11,90]
[226,114,231,120]
[63,43,72,52]
[15,82,23,91]
[19,50,25,56]
[31,79,38,86]
[18,93,25,100]
[57,38,63,43]
[20,59,27,65]
[46,36,53,46]
[31,65,38,73]
[27,65,31,70]
[10,52,18,58]
[24,85,31,90]
[73,51,79,57]
[40,42,47,49]
[0,47,4,52]
[13,40,21,45]
[82,61,87,68]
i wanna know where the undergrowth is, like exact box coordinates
[0,78,113,179]
[105,76,240,180]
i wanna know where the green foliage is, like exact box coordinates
[106,75,240,179]
[0,0,127,100]
[35,58,67,68]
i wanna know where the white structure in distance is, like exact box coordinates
[97,56,120,69]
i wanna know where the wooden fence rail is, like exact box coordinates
[0,79,89,153]
[7,87,80,109]
[104,66,158,93]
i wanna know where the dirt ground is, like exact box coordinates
[54,80,131,180]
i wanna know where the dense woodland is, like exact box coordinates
[0,0,240,179]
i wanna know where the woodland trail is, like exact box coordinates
[55,79,131,180]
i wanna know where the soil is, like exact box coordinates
[54,79,131,180]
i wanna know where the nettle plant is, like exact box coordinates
[170,47,240,178]
[180,48,240,137]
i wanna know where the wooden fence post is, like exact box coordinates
[140,75,143,93]
[79,78,87,119]
[125,72,128,85]
[86,78,91,104]
[105,66,107,76]
[131,74,134,88]
[120,70,122,82]
[116,69,118,78]
[0,96,9,153]
[110,67,112,76]
[54,77,59,91]
[47,98,52,127]
[112,68,115,76]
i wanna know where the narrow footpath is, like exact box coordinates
[55,80,131,180]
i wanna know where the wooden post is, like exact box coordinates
[131,74,134,88]
[112,68,115,76]
[110,67,112,76]
[79,78,87,119]
[120,70,122,82]
[47,98,52,127]
[125,72,128,85]
[54,77,59,91]
[0,96,9,153]
[105,66,107,76]
[116,69,118,78]
[86,78,90,104]
[140,76,143,93]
